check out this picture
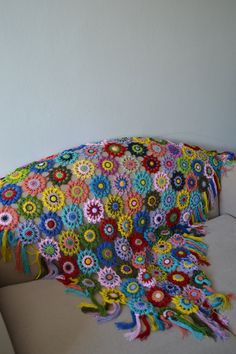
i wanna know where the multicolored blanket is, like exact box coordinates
[0,136,235,341]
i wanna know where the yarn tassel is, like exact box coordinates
[80,302,99,313]
[137,315,151,340]
[96,303,121,323]
[65,288,89,298]
[196,311,229,340]
[21,244,31,274]
[202,191,209,216]
[147,314,157,332]
[207,293,234,311]
[168,317,204,340]
[15,240,23,272]
[1,230,11,262]
[124,314,142,341]
[115,311,137,330]
[153,312,165,331]
[90,291,107,316]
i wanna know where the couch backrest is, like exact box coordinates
[220,166,236,218]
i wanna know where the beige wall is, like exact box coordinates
[0,0,235,176]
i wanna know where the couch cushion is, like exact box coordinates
[0,214,236,354]
[220,167,236,218]
[0,313,15,354]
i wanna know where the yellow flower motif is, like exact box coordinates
[176,190,190,210]
[152,241,172,254]
[0,179,5,188]
[72,159,95,179]
[197,150,209,161]
[132,137,151,144]
[100,288,126,304]
[117,214,133,238]
[42,187,65,212]
[105,194,123,218]
[147,265,167,281]
[59,230,80,256]
[172,295,198,315]
[182,146,197,160]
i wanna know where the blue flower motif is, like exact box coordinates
[96,242,117,267]
[120,278,145,299]
[144,227,158,247]
[17,220,40,245]
[134,211,150,233]
[61,204,83,229]
[0,184,22,205]
[90,175,111,198]
[191,159,204,176]
[30,160,54,174]
[158,254,178,273]
[133,171,152,195]
[171,247,190,261]
[161,188,176,211]
[77,249,99,275]
[55,150,78,166]
[190,191,202,209]
[159,280,181,295]
[39,212,63,237]
[127,298,154,315]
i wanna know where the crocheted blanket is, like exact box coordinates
[0,136,235,341]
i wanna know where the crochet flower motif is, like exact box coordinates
[183,285,205,304]
[17,220,40,245]
[172,295,198,315]
[154,172,170,192]
[176,190,190,210]
[144,227,158,247]
[161,188,176,211]
[61,205,83,229]
[18,196,43,219]
[84,199,104,224]
[125,192,143,215]
[49,166,72,186]
[104,142,126,157]
[120,278,145,299]
[167,271,190,286]
[42,187,65,212]
[146,286,172,307]
[22,173,46,196]
[129,233,148,253]
[81,145,102,160]
[158,254,178,273]
[100,288,126,304]
[66,179,89,204]
[77,249,99,275]
[137,269,156,288]
[96,242,117,267]
[59,256,80,279]
[142,155,160,173]
[127,298,154,315]
[98,157,119,176]
[127,142,147,157]
[161,155,176,174]
[105,194,123,219]
[171,171,185,191]
[191,159,204,176]
[131,251,146,269]
[120,155,140,174]
[79,224,99,248]
[0,184,22,205]
[59,230,80,256]
[97,267,121,288]
[166,207,181,228]
[186,173,198,192]
[147,141,166,157]
[72,159,95,179]
[30,160,54,174]
[152,241,172,254]
[150,209,165,227]
[133,171,152,195]
[55,150,78,166]
[5,168,29,184]
[133,211,150,233]
[39,212,63,237]
[112,173,131,196]
[114,237,133,261]
[90,175,111,198]
[145,191,160,211]
[38,237,60,262]
[117,214,133,237]
[167,143,182,158]
[99,218,118,242]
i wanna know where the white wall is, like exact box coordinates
[0,0,235,176]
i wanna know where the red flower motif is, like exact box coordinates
[59,256,80,279]
[167,271,190,286]
[104,142,126,157]
[146,287,172,307]
[99,218,118,242]
[129,233,148,252]
[142,155,160,173]
[166,207,181,228]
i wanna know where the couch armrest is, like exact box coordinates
[0,313,15,354]
[220,166,236,218]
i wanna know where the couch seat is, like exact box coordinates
[0,214,236,354]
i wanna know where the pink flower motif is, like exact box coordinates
[97,267,121,288]
[137,269,156,288]
[22,173,46,196]
[0,206,19,231]
[84,199,104,224]
[98,157,119,176]
[169,233,185,247]
[38,237,60,261]
[153,172,170,192]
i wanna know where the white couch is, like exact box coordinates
[0,169,236,354]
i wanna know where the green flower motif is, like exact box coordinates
[177,157,191,174]
[79,224,100,248]
[4,167,30,184]
[17,196,43,219]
